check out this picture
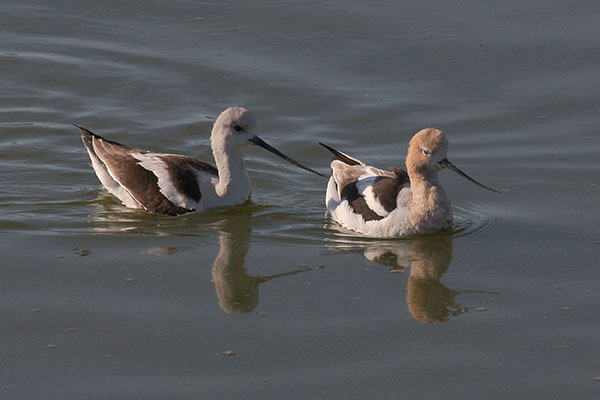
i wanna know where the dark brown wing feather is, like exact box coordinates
[79,125,214,216]
[370,176,401,213]
[341,182,384,221]
[370,168,410,213]
[342,167,409,221]
[157,155,217,204]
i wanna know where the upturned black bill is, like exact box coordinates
[250,136,327,178]
[439,159,500,193]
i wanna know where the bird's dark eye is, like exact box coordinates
[233,125,242,132]
[422,148,431,155]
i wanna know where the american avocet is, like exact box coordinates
[78,107,325,215]
[320,128,499,237]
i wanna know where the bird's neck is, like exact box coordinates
[408,169,451,225]
[212,141,251,200]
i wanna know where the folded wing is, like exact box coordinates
[320,143,409,221]
[79,125,218,215]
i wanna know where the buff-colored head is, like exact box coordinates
[405,128,499,192]
[406,128,449,174]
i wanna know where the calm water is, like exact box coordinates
[2,1,599,398]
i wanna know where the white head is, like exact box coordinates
[211,107,258,148]
[210,107,326,177]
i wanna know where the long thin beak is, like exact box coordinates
[439,159,500,193]
[249,135,327,178]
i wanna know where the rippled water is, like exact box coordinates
[2,1,599,399]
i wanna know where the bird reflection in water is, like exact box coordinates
[211,214,313,314]
[88,197,314,314]
[330,232,496,323]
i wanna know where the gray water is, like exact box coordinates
[2,1,599,399]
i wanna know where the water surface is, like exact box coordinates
[1,1,599,399]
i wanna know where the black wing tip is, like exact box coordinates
[319,143,360,166]
[319,142,342,157]
[73,123,96,137]
[74,124,111,147]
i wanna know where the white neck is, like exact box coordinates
[211,140,251,202]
